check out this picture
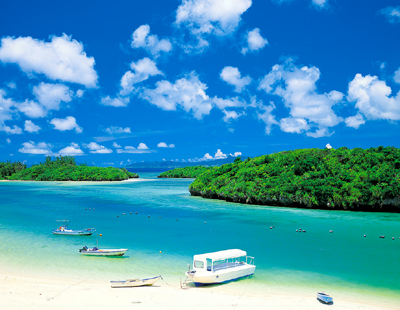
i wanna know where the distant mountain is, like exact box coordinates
[125,155,247,170]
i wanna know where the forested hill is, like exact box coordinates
[189,147,400,212]
[3,156,139,181]
[158,166,212,178]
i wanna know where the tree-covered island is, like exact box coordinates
[162,147,400,212]
[1,156,139,181]
[157,166,212,178]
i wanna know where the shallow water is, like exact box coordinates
[0,172,399,306]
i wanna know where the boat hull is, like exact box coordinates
[317,292,333,303]
[53,229,94,236]
[80,249,127,256]
[111,276,160,288]
[187,264,256,286]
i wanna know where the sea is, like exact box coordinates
[0,171,399,307]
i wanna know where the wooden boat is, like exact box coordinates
[52,220,95,236]
[185,249,255,286]
[79,246,127,256]
[317,292,333,304]
[110,276,161,288]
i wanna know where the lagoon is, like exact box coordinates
[0,172,399,308]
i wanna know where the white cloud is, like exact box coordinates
[157,142,175,148]
[24,120,41,133]
[19,141,52,154]
[113,142,122,148]
[33,82,73,110]
[220,66,251,92]
[50,116,83,133]
[58,143,84,155]
[258,102,279,134]
[222,110,244,122]
[175,0,252,36]
[16,100,47,118]
[76,89,85,98]
[311,0,327,9]
[84,142,113,154]
[116,144,152,153]
[100,96,130,107]
[1,125,23,135]
[195,149,241,162]
[6,82,16,89]
[326,143,332,149]
[0,34,98,88]
[380,6,400,24]
[241,28,268,55]
[394,68,400,84]
[137,143,148,150]
[104,126,131,134]
[131,25,172,57]
[345,113,365,129]
[140,72,213,119]
[212,96,246,109]
[6,138,11,144]
[259,60,343,137]
[120,57,163,96]
[347,74,400,121]
[0,89,15,124]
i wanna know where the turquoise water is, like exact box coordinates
[0,173,399,306]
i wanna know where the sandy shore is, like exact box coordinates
[1,273,398,310]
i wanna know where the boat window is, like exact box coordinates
[206,258,212,271]
[194,260,204,268]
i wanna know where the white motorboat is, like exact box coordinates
[79,246,127,256]
[110,275,161,288]
[317,292,333,304]
[185,249,255,286]
[52,220,95,236]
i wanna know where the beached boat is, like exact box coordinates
[52,220,95,236]
[110,275,161,288]
[317,292,333,304]
[185,249,255,286]
[79,246,127,256]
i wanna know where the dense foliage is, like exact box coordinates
[189,147,400,212]
[158,166,212,178]
[0,161,27,180]
[7,156,139,181]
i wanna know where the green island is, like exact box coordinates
[1,156,139,181]
[163,147,400,212]
[157,166,212,178]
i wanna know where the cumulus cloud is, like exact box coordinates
[104,126,131,134]
[50,116,83,133]
[157,142,175,148]
[220,66,251,92]
[84,142,113,154]
[120,57,163,96]
[16,100,47,118]
[222,110,244,122]
[137,143,149,150]
[1,125,23,134]
[6,82,16,89]
[131,25,172,57]
[311,0,328,9]
[195,149,242,161]
[33,82,73,111]
[380,6,400,24]
[394,68,400,84]
[113,142,122,148]
[258,60,343,137]
[0,34,98,88]
[258,102,279,134]
[175,0,252,36]
[116,143,152,153]
[100,96,130,107]
[140,72,213,119]
[347,73,400,121]
[0,89,15,124]
[18,141,52,154]
[6,138,11,144]
[345,113,365,129]
[326,143,332,149]
[58,142,84,155]
[241,28,268,55]
[24,120,41,133]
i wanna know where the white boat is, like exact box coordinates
[317,292,333,304]
[79,246,127,256]
[185,249,255,286]
[110,276,161,288]
[52,220,95,236]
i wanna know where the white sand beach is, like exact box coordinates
[1,272,398,310]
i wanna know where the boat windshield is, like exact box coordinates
[212,256,247,271]
[194,260,204,268]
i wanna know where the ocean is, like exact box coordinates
[0,172,399,307]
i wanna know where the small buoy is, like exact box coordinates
[89,208,91,210]
[159,217,161,219]
[382,235,385,239]
[296,229,298,232]
[204,221,206,224]
[148,215,150,218]
[177,219,179,221]
[93,208,95,211]
[303,230,306,233]
[364,234,366,237]
[159,251,162,253]
[130,212,132,214]
[330,230,333,233]
[85,208,87,210]
[117,215,119,217]
[270,226,272,229]
[273,226,275,228]
[135,212,137,214]
[123,213,126,215]
[392,237,395,240]
[99,234,102,236]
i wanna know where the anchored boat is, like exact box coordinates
[79,246,127,256]
[185,249,255,286]
[317,292,333,304]
[52,220,95,236]
[110,276,161,288]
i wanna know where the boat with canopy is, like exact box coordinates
[79,246,127,256]
[185,249,255,286]
[52,220,95,236]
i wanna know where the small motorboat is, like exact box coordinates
[52,220,95,236]
[110,275,161,288]
[79,246,127,256]
[317,292,333,304]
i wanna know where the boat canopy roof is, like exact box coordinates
[194,249,247,261]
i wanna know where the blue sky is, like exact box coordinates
[1,0,400,166]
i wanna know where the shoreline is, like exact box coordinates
[1,269,398,310]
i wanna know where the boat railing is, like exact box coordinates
[211,256,255,272]
[246,256,254,265]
